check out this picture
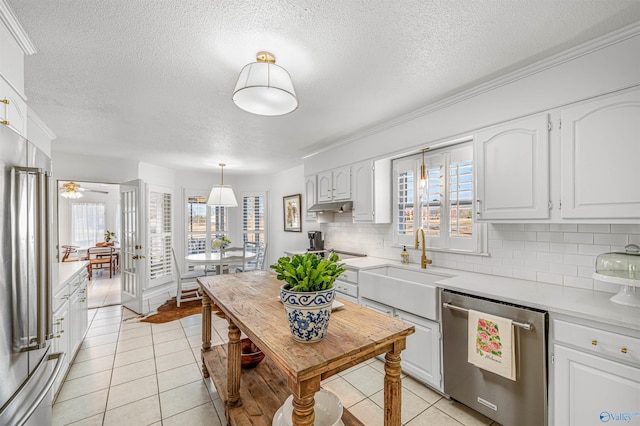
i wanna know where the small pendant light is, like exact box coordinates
[207,163,238,207]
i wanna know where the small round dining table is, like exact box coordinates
[185,251,256,275]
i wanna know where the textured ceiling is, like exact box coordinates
[9,1,640,176]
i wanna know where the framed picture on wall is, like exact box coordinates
[283,194,302,232]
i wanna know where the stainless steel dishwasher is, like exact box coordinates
[441,289,548,426]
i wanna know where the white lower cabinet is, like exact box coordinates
[51,265,90,400]
[361,298,442,391]
[334,267,359,303]
[552,317,640,426]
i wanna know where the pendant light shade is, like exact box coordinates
[232,51,298,116]
[207,163,238,207]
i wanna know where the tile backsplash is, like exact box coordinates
[320,217,640,293]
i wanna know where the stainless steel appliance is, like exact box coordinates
[307,231,324,251]
[0,124,64,425]
[442,289,548,426]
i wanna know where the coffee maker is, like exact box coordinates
[307,231,324,252]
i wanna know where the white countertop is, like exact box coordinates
[57,261,88,286]
[341,256,640,332]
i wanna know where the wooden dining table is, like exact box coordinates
[198,270,415,426]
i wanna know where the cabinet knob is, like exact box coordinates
[0,98,9,104]
[55,334,61,339]
[621,347,628,354]
[591,340,597,346]
[1,120,10,126]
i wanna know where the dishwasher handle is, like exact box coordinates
[442,302,533,331]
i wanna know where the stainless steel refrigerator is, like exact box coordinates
[0,124,64,425]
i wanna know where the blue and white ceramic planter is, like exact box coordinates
[280,285,335,343]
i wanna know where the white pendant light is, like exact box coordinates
[232,51,298,116]
[207,163,238,207]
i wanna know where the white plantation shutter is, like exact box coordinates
[242,193,266,245]
[393,141,480,252]
[149,189,172,284]
[394,158,416,247]
[185,192,228,259]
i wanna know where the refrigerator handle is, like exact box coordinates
[13,352,65,426]
[40,171,52,342]
[13,167,50,351]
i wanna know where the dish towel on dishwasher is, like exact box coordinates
[467,309,516,381]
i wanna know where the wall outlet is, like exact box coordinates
[376,239,384,248]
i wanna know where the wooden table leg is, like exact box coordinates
[227,319,241,408]
[201,291,212,378]
[288,376,320,426]
[384,341,404,426]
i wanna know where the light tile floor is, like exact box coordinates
[88,273,122,308]
[55,292,502,425]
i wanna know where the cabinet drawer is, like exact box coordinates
[553,319,640,366]
[340,269,358,284]
[335,281,358,298]
[53,286,70,312]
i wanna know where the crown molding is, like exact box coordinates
[302,20,640,160]
[0,0,36,55]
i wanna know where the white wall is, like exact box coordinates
[321,219,640,292]
[57,184,120,249]
[305,24,640,174]
[52,152,139,183]
[265,165,308,265]
[306,23,640,293]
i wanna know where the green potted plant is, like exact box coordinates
[271,252,347,343]
[104,230,116,244]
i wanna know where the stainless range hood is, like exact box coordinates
[307,201,353,213]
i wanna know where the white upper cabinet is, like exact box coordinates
[317,165,351,202]
[475,113,550,220]
[0,11,28,137]
[352,159,391,223]
[560,87,640,220]
[304,175,317,221]
[0,77,26,136]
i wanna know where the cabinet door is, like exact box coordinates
[0,78,27,136]
[395,310,442,391]
[475,113,550,220]
[332,166,351,201]
[352,161,374,222]
[554,344,640,426]
[305,175,317,221]
[560,87,640,219]
[69,289,84,356]
[317,171,333,203]
[51,302,70,397]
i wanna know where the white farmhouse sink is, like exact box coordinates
[359,266,451,321]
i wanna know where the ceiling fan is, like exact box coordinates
[59,181,108,199]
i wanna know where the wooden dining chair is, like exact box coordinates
[87,246,115,280]
[61,245,79,262]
